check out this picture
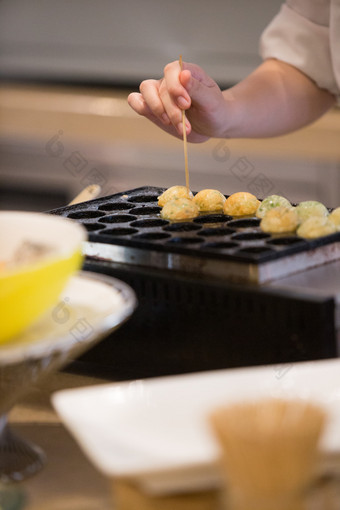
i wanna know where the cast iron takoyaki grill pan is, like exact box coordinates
[49,186,340,283]
[48,186,339,380]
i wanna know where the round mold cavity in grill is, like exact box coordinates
[227,218,261,228]
[82,222,106,232]
[67,210,105,220]
[163,222,202,232]
[128,194,160,203]
[97,202,135,212]
[167,236,205,245]
[131,206,161,215]
[203,241,239,250]
[267,236,306,246]
[98,214,137,224]
[133,232,171,241]
[232,232,270,241]
[131,218,169,228]
[103,227,138,236]
[194,214,231,224]
[237,246,275,255]
[199,227,236,237]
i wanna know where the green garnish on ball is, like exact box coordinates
[256,195,292,219]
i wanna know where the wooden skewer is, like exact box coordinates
[179,55,190,192]
[68,184,101,205]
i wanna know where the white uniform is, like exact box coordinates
[260,0,340,98]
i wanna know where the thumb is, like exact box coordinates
[180,63,221,109]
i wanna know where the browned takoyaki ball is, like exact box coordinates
[260,206,299,234]
[328,207,340,228]
[193,189,226,212]
[160,198,199,221]
[158,186,193,207]
[223,192,260,217]
[297,216,337,239]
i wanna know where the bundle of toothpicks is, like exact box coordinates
[209,398,326,510]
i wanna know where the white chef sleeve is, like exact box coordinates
[260,3,338,96]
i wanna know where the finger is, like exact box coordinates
[127,92,150,116]
[163,61,191,109]
[128,92,169,125]
[160,66,195,135]
[138,80,171,125]
[128,92,188,139]
[127,92,163,123]
[179,69,192,91]
[176,115,192,137]
[159,88,192,137]
[158,82,184,134]
[127,91,164,119]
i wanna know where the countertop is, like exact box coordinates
[8,369,340,510]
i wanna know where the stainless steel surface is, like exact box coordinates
[268,259,340,353]
[268,259,340,297]
[85,240,340,285]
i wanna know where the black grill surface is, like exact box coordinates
[49,186,340,265]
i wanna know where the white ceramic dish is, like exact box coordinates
[0,271,136,365]
[53,358,340,495]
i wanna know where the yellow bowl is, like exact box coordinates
[0,211,87,344]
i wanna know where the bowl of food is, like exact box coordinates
[0,211,87,344]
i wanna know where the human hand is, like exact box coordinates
[128,59,336,142]
[127,60,230,143]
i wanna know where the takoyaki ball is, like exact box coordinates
[160,198,199,221]
[158,186,193,207]
[297,216,337,239]
[256,195,292,219]
[328,207,340,228]
[295,201,328,223]
[260,206,299,234]
[223,192,260,217]
[193,189,226,212]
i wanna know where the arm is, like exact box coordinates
[223,58,336,138]
[128,58,335,143]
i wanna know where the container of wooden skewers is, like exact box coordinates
[209,398,340,510]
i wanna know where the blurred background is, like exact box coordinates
[0,0,339,211]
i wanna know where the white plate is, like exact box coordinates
[52,358,340,495]
[0,271,136,364]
